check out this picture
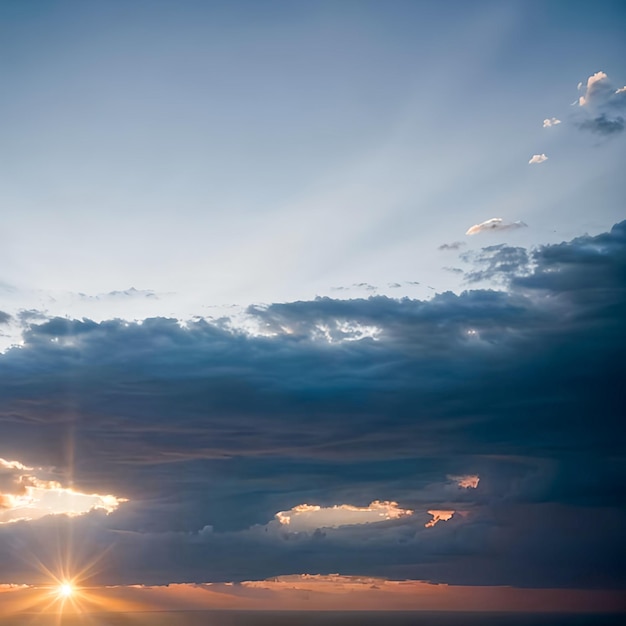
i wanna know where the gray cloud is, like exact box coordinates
[577,114,625,136]
[438,241,466,251]
[0,222,625,587]
[462,245,531,283]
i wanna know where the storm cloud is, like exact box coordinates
[0,223,625,588]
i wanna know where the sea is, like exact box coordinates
[8,612,626,626]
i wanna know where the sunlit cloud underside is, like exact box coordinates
[0,458,126,524]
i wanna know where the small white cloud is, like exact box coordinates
[425,510,455,528]
[543,118,561,128]
[465,218,527,236]
[616,86,626,95]
[274,500,412,532]
[529,154,548,165]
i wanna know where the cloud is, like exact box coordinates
[528,154,548,165]
[543,118,561,128]
[577,114,625,136]
[425,510,455,528]
[0,458,125,523]
[450,475,480,489]
[0,223,625,586]
[462,244,531,283]
[575,71,626,136]
[274,501,412,533]
[578,71,611,106]
[465,218,528,235]
[438,241,466,251]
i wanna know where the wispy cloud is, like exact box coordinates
[528,154,548,165]
[465,218,528,236]
[543,117,561,128]
[578,114,625,136]
[449,474,480,489]
[438,241,466,251]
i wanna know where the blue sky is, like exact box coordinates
[1,0,626,604]
[1,0,625,310]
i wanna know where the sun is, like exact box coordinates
[57,582,74,599]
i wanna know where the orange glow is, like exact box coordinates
[425,509,455,527]
[0,519,123,620]
[2,575,625,616]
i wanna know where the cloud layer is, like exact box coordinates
[0,223,625,588]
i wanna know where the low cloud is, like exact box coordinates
[528,154,548,165]
[543,118,561,128]
[465,218,528,236]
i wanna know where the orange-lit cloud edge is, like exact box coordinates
[2,575,625,616]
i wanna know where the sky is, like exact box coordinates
[1,0,626,617]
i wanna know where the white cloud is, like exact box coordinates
[0,457,126,523]
[274,500,412,532]
[578,71,608,106]
[465,218,528,236]
[543,118,561,128]
[616,86,626,95]
[528,154,548,165]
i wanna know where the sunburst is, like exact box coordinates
[57,582,74,599]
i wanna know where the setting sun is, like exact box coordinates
[57,583,74,599]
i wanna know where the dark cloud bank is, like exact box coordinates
[0,223,625,589]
